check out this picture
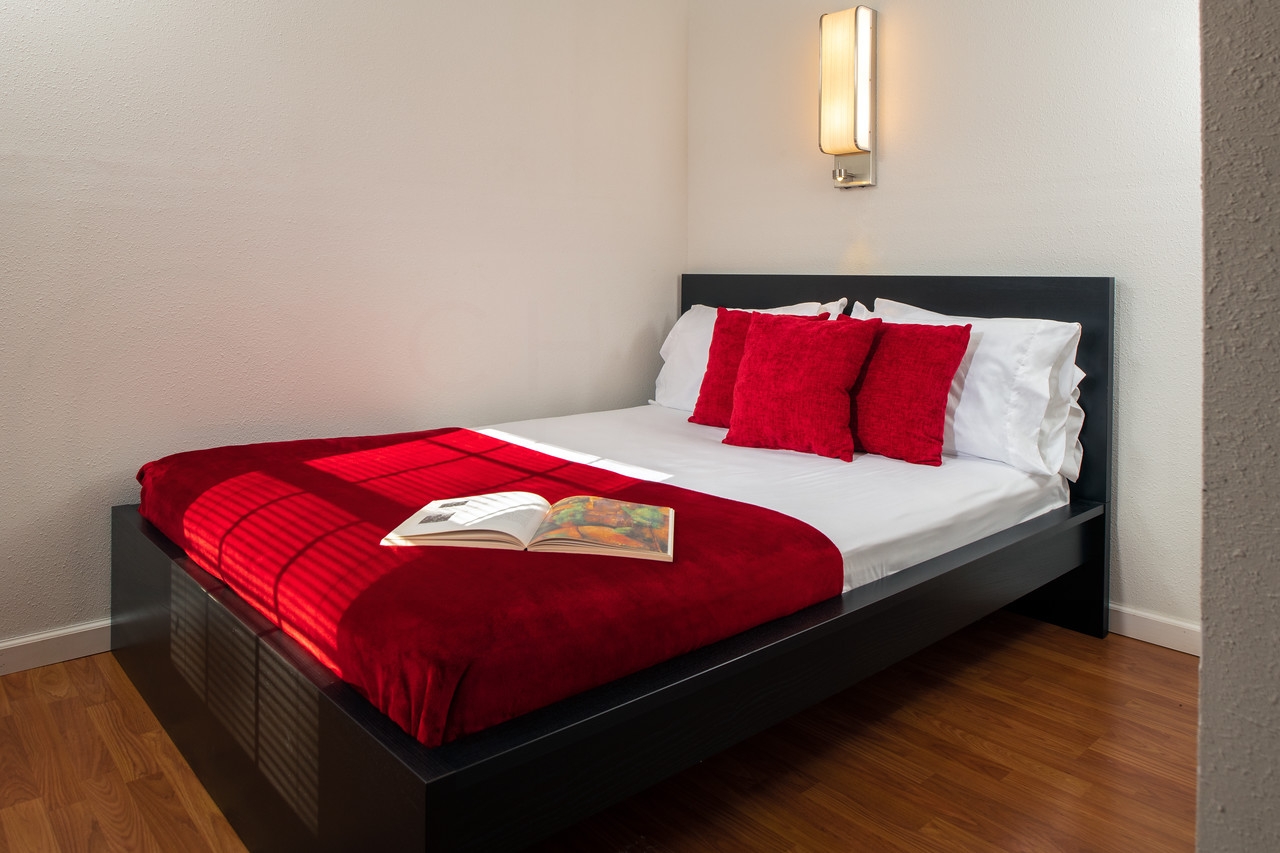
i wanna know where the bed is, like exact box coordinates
[110,272,1114,851]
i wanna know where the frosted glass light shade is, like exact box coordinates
[819,6,876,186]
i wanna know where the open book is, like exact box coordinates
[381,491,674,562]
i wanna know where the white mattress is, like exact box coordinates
[486,404,1069,593]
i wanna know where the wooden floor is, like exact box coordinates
[0,612,1197,852]
[0,652,245,853]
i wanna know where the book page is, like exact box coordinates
[381,491,551,548]
[529,496,673,560]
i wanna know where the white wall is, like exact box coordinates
[687,0,1203,633]
[0,0,689,650]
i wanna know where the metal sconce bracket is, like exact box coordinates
[833,151,875,188]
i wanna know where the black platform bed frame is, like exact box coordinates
[111,273,1114,852]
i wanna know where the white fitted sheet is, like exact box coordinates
[486,404,1069,593]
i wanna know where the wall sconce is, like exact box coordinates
[819,6,877,188]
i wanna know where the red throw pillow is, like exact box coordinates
[847,319,972,466]
[724,314,882,461]
[690,308,827,428]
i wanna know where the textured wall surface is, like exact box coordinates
[0,1,689,643]
[1199,0,1280,846]
[686,0,1204,628]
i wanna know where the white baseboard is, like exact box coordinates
[0,618,113,676]
[1109,604,1201,656]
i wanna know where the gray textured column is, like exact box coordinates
[1200,0,1280,848]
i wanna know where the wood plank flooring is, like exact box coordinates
[0,612,1196,852]
[534,612,1199,852]
[0,653,246,853]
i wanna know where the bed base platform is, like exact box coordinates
[111,273,1113,851]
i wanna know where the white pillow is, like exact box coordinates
[653,298,848,412]
[1059,386,1085,481]
[867,299,1085,479]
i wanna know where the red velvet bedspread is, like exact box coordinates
[137,428,843,746]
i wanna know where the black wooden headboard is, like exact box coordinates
[679,274,1115,507]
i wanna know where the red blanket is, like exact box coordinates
[138,428,843,746]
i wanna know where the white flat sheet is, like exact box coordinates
[486,404,1070,593]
